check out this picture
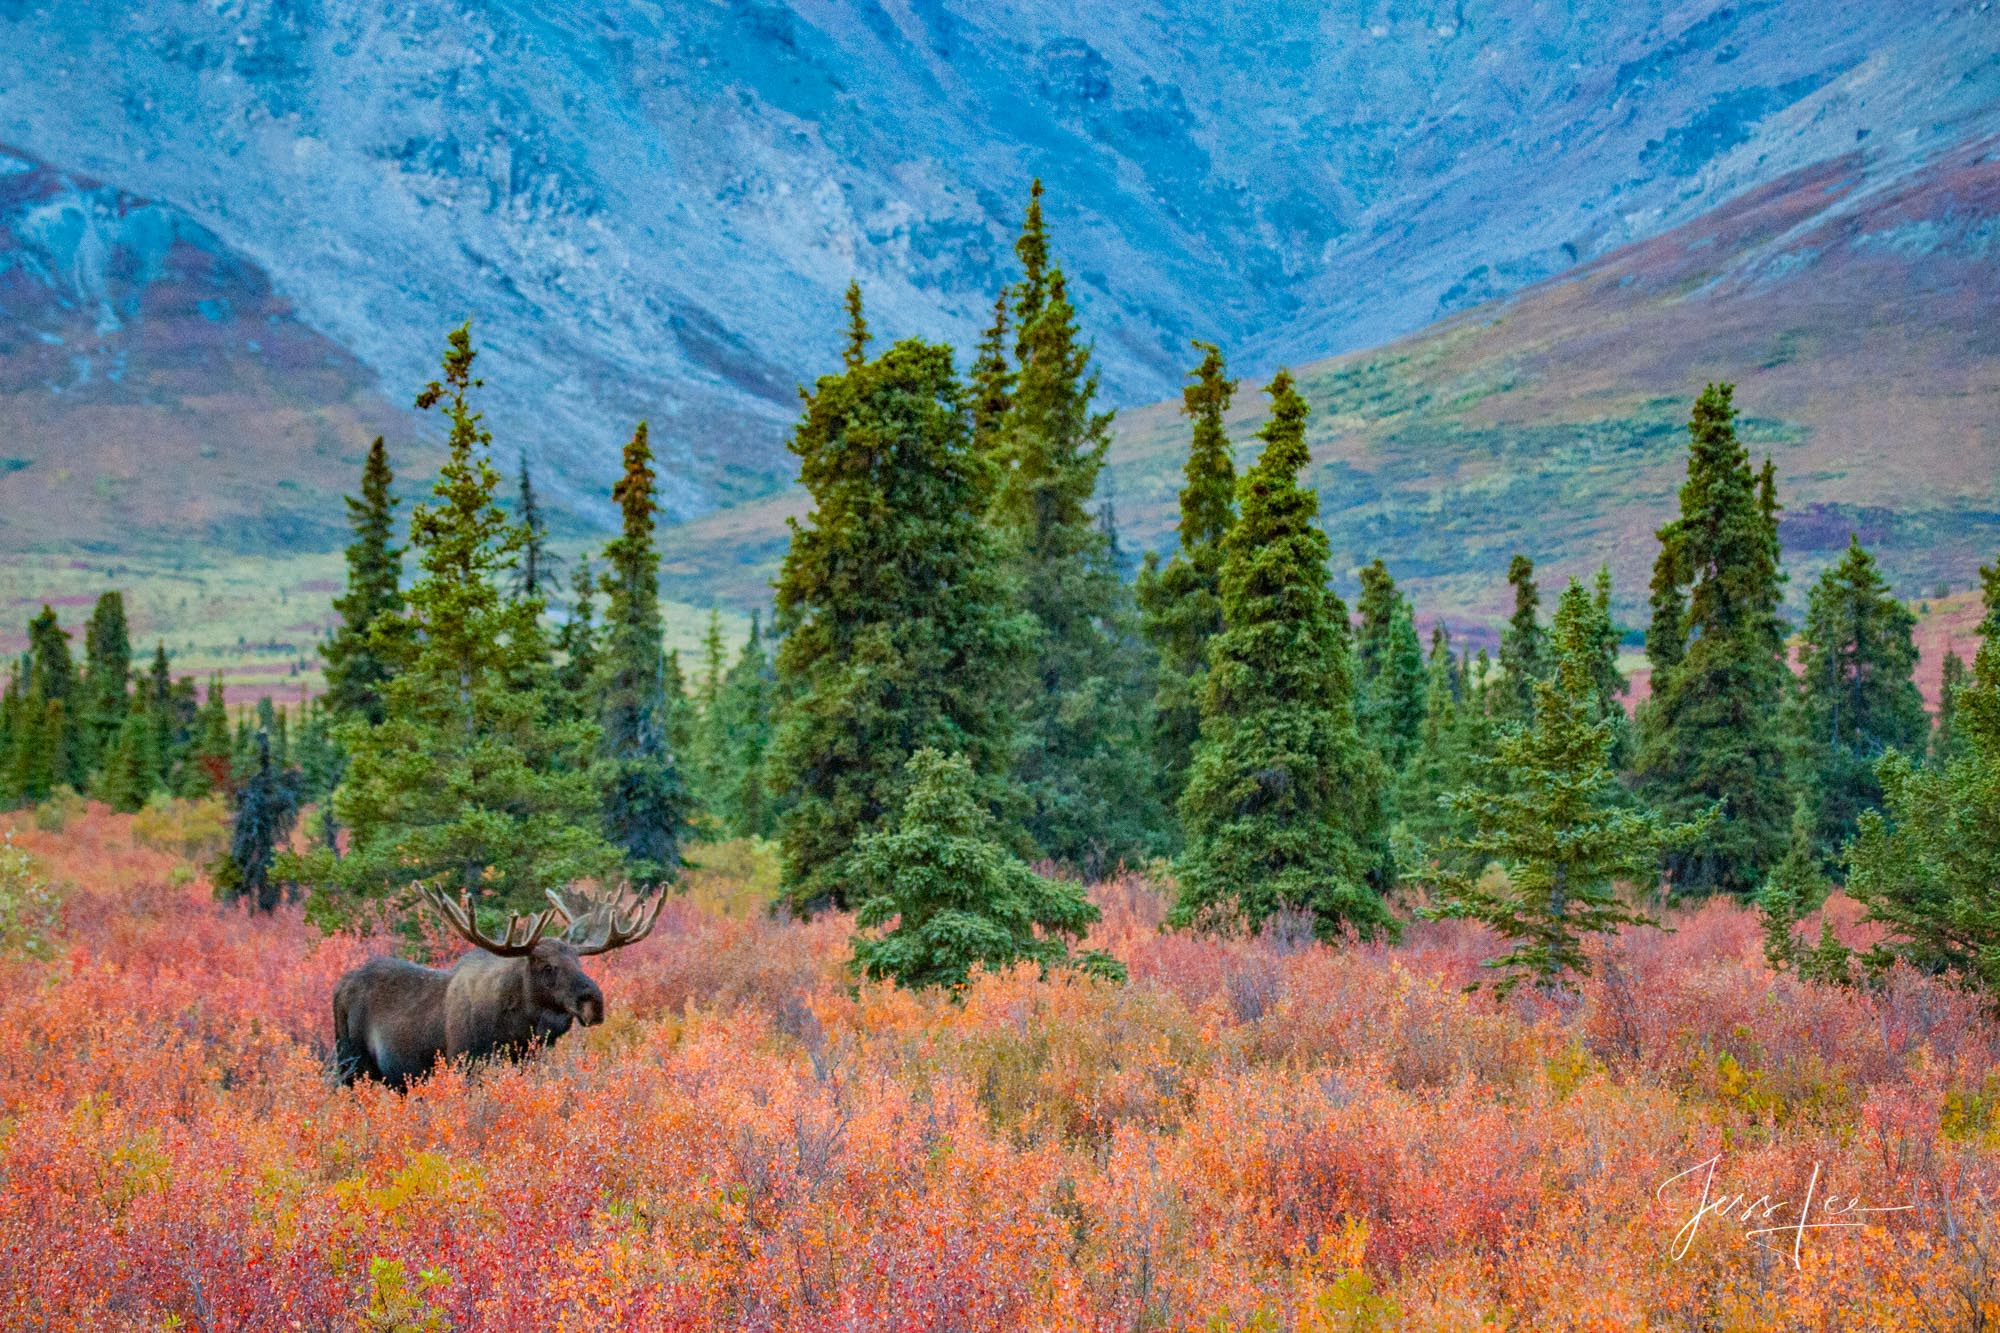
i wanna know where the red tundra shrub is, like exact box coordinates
[0,806,1995,1329]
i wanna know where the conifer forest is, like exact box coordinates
[2,6,1999,1328]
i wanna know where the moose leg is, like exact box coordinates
[332,977,396,1087]
[332,1001,380,1086]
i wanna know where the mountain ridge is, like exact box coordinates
[3,1,1992,532]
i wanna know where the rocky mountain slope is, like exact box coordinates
[660,129,2000,624]
[0,146,417,555]
[2,1,1993,534]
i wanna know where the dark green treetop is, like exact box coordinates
[598,421,692,884]
[1171,369,1393,942]
[1136,340,1237,824]
[1636,384,1791,893]
[322,436,404,727]
[768,336,1030,914]
[1789,535,1927,863]
[990,188,1160,870]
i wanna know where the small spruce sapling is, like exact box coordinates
[849,748,1121,991]
[1425,581,1712,995]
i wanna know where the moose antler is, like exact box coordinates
[421,885,558,957]
[544,885,664,956]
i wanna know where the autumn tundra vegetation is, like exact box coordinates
[0,183,1996,1327]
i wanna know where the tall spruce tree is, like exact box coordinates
[1355,560,1427,773]
[216,730,303,913]
[1425,581,1705,995]
[12,607,83,797]
[842,279,870,368]
[1171,370,1393,942]
[1136,341,1237,826]
[511,453,557,600]
[598,422,693,885]
[180,674,232,797]
[968,292,1014,469]
[80,591,131,777]
[554,557,600,701]
[323,437,404,727]
[1847,634,2000,998]
[1497,555,1546,722]
[1789,536,1928,862]
[1398,623,1479,872]
[690,608,732,817]
[1934,648,1969,768]
[318,324,622,920]
[768,336,1029,914]
[98,705,157,813]
[1636,384,1791,894]
[1586,566,1633,770]
[719,611,778,839]
[989,183,1159,871]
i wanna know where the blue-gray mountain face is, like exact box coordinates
[0,1,1994,533]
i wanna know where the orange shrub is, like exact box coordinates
[0,810,1995,1330]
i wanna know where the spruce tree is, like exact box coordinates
[1425,581,1705,995]
[80,590,131,777]
[719,611,778,839]
[1398,623,1478,870]
[217,730,303,913]
[661,649,696,759]
[769,336,1029,914]
[1587,566,1633,769]
[850,748,1119,991]
[1934,648,1969,768]
[180,674,232,798]
[14,607,83,796]
[142,644,174,786]
[690,607,732,816]
[1789,536,1927,862]
[554,557,600,701]
[511,453,557,600]
[1497,555,1545,722]
[968,292,1014,468]
[0,667,19,806]
[598,422,693,884]
[1757,796,1830,973]
[1847,634,2000,998]
[1636,384,1791,893]
[1136,341,1237,825]
[843,279,870,368]
[99,706,158,813]
[1171,370,1393,942]
[1979,558,2000,643]
[293,699,341,803]
[321,324,623,919]
[1355,560,1427,773]
[990,184,1159,871]
[7,699,59,806]
[323,437,405,727]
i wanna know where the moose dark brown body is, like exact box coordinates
[332,887,657,1089]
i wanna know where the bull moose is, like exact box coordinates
[332,885,662,1088]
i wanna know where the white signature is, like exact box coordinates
[1655,1153,1915,1271]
